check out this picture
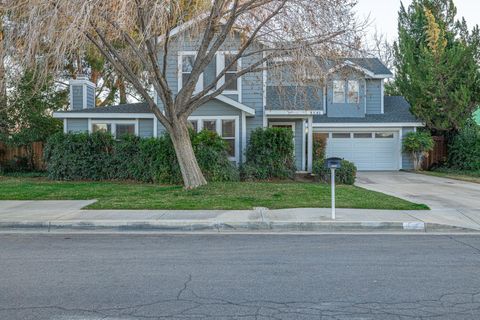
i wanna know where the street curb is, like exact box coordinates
[0,220,477,233]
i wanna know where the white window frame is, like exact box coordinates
[216,51,242,101]
[89,119,139,138]
[333,80,345,104]
[347,80,360,104]
[178,51,204,94]
[188,116,240,163]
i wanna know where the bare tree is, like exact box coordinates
[3,0,365,188]
[365,29,395,71]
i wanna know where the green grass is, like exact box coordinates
[419,168,480,184]
[0,176,428,210]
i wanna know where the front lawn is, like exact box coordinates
[419,168,480,184]
[0,176,428,210]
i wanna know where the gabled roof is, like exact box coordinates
[53,96,255,118]
[326,58,393,78]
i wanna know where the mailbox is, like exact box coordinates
[326,157,342,169]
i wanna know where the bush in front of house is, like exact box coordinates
[241,127,296,180]
[447,121,480,171]
[402,131,434,171]
[312,158,357,185]
[44,131,114,180]
[44,130,239,183]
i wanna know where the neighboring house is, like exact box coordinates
[53,31,422,172]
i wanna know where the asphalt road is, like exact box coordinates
[1,234,480,320]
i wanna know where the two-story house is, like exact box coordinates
[53,29,422,172]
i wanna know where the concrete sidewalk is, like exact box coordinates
[0,200,479,233]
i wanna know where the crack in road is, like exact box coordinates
[2,274,480,319]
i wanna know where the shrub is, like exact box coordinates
[192,130,239,182]
[312,158,357,185]
[241,127,296,180]
[44,130,239,183]
[6,156,31,172]
[448,122,480,170]
[44,132,114,180]
[402,131,434,170]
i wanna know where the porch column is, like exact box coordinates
[307,116,313,172]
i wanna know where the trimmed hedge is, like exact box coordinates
[312,158,357,185]
[448,122,480,170]
[44,131,239,183]
[241,127,296,180]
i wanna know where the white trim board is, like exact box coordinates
[53,112,154,119]
[215,95,255,116]
[265,110,324,116]
[313,122,423,128]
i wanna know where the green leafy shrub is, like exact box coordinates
[402,131,434,170]
[193,130,239,182]
[241,127,296,180]
[312,159,357,185]
[44,132,114,180]
[44,130,239,183]
[448,122,480,170]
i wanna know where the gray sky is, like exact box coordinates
[355,0,480,41]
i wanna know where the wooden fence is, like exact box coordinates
[0,141,45,171]
[422,136,447,169]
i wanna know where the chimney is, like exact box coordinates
[69,75,96,110]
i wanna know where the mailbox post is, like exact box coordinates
[326,157,342,220]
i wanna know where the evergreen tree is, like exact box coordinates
[392,0,480,133]
[1,70,66,167]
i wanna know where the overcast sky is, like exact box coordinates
[355,0,480,41]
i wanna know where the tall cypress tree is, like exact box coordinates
[391,0,480,133]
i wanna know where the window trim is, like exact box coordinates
[89,119,139,138]
[216,51,242,101]
[188,115,240,163]
[178,51,204,93]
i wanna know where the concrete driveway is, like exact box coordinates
[356,171,480,228]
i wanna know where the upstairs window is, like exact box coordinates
[348,80,359,104]
[181,54,195,89]
[178,52,203,93]
[333,80,345,103]
[224,54,239,91]
[217,52,241,96]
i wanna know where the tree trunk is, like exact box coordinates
[169,118,207,189]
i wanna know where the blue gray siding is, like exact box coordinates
[66,119,88,133]
[71,85,84,110]
[326,75,365,118]
[366,79,382,114]
[86,86,95,109]
[138,119,154,138]
[191,100,242,116]
[402,127,415,169]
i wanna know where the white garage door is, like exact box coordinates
[325,131,399,170]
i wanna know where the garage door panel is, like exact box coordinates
[325,131,399,170]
